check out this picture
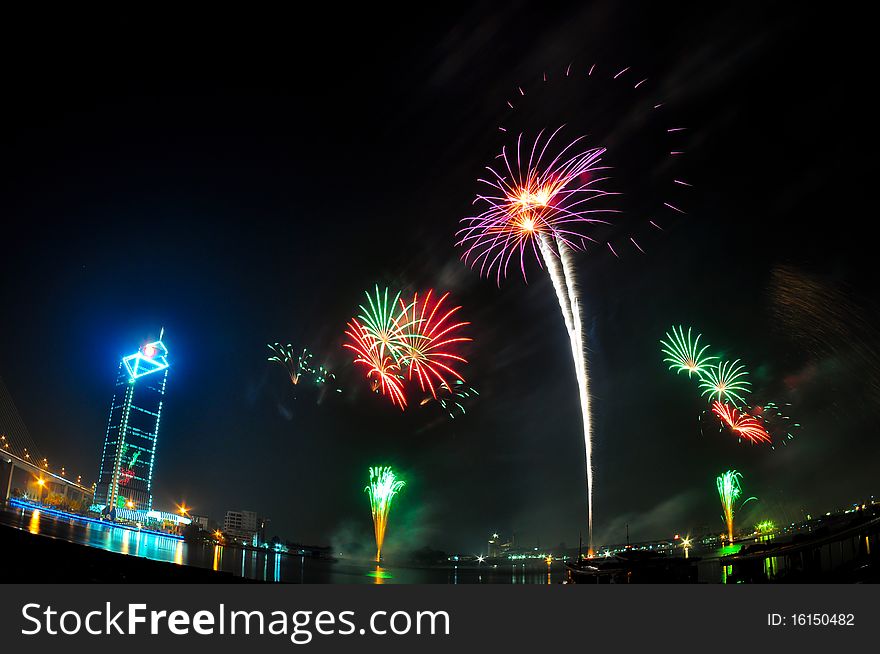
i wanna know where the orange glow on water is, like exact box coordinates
[28,510,40,535]
[174,541,184,565]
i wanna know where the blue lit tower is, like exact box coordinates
[95,329,169,511]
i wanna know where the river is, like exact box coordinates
[0,504,564,584]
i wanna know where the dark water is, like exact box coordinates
[0,505,563,583]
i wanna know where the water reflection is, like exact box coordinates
[28,510,40,535]
[5,505,569,584]
[367,565,391,584]
[764,555,778,579]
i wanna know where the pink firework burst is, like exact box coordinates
[343,318,407,409]
[498,63,690,255]
[456,127,617,283]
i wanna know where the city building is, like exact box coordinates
[224,509,269,546]
[488,531,514,558]
[95,330,169,512]
[189,513,211,532]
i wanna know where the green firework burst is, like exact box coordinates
[357,286,420,361]
[660,325,718,377]
[700,359,751,407]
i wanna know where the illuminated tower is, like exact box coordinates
[95,329,169,511]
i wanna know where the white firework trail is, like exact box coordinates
[538,234,594,552]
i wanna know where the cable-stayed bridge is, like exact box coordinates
[0,374,93,504]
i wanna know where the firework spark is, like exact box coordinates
[660,325,717,377]
[700,360,751,407]
[456,129,614,552]
[711,401,772,445]
[365,466,406,562]
[398,290,471,399]
[268,343,314,385]
[343,319,407,409]
[748,402,799,447]
[716,470,756,543]
[420,379,480,419]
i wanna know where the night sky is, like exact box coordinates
[2,4,876,555]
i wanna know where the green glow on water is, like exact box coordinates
[366,568,393,579]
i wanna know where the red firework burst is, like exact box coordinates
[712,401,771,445]
[343,318,407,409]
[397,290,471,399]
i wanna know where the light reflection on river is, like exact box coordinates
[2,504,563,584]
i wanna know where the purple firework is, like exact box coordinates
[455,127,616,283]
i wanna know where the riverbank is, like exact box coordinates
[0,523,245,583]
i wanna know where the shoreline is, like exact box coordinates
[0,523,246,583]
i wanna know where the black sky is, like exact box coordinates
[1,3,877,554]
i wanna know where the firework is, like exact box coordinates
[357,286,419,360]
[344,287,471,411]
[456,129,613,552]
[711,401,772,445]
[754,520,775,533]
[398,290,471,398]
[748,402,799,447]
[700,360,751,407]
[716,470,756,543]
[660,325,717,377]
[498,63,689,254]
[457,128,614,283]
[420,379,480,419]
[314,364,334,385]
[365,466,406,562]
[267,343,314,386]
[343,319,407,409]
